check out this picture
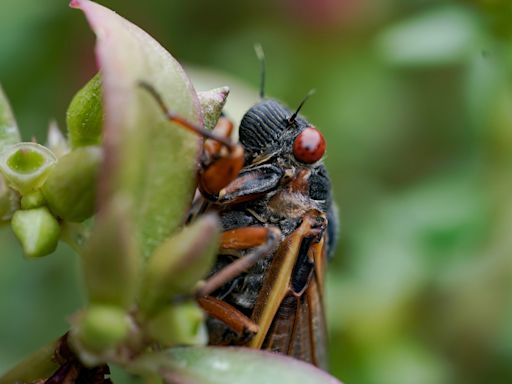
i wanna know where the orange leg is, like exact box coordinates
[198,118,244,197]
[197,226,281,297]
[196,225,281,335]
[139,81,245,198]
[197,296,259,337]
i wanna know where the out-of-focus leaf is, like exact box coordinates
[80,197,138,308]
[0,339,59,384]
[133,347,343,384]
[66,73,103,149]
[376,6,482,67]
[0,84,20,153]
[71,0,202,258]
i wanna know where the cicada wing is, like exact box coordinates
[258,234,328,369]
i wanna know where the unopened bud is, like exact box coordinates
[11,207,60,258]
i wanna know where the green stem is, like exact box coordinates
[0,339,59,384]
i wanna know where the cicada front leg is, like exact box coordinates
[138,81,245,198]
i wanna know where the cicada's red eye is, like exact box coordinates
[292,127,326,164]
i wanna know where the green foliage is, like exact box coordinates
[132,347,342,384]
[1,0,512,383]
[0,85,20,153]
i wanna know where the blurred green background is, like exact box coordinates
[1,0,512,383]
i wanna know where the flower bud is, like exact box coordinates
[21,191,45,210]
[11,207,61,258]
[42,146,102,222]
[198,87,229,131]
[0,143,56,195]
[146,302,207,347]
[139,213,220,316]
[66,73,103,148]
[75,304,131,352]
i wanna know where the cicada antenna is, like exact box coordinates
[138,81,234,149]
[288,88,316,124]
[254,43,266,100]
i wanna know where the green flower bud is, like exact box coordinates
[0,143,56,195]
[66,73,103,148]
[139,213,220,316]
[42,146,102,222]
[11,207,60,258]
[75,305,130,352]
[146,302,207,347]
[198,87,229,131]
[21,191,45,209]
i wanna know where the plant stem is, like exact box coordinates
[0,339,59,384]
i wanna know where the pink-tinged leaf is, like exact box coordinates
[133,347,343,384]
[71,0,202,258]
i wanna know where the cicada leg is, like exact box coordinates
[196,226,281,337]
[138,81,245,199]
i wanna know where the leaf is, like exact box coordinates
[80,197,139,308]
[376,6,481,67]
[0,84,20,154]
[71,0,202,258]
[133,347,343,384]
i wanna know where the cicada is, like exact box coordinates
[140,64,338,369]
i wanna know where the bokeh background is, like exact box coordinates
[1,0,512,383]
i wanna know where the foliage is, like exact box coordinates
[1,0,512,383]
[0,0,339,383]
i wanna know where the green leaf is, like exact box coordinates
[71,0,202,259]
[66,73,103,148]
[133,347,343,384]
[0,84,21,154]
[81,197,139,308]
[376,6,481,67]
[42,145,102,222]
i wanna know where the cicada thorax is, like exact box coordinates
[200,99,336,369]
